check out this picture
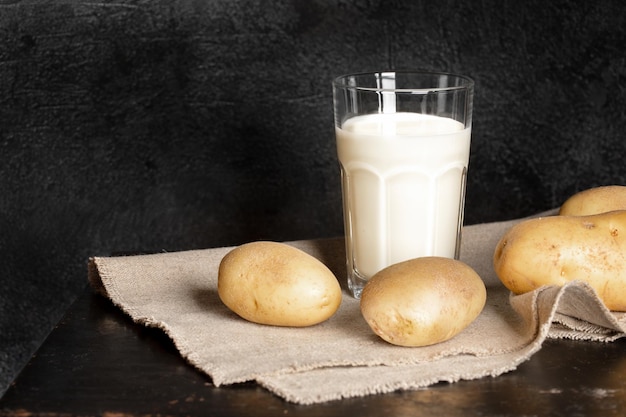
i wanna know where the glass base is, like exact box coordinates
[347,268,369,299]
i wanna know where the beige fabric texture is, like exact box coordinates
[88,210,626,404]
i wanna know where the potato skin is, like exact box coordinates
[559,185,626,216]
[493,211,626,311]
[360,257,486,347]
[218,241,342,327]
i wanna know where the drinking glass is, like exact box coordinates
[333,71,474,298]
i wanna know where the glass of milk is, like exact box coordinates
[332,71,474,298]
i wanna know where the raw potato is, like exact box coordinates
[360,257,486,347]
[218,241,342,327]
[493,211,626,311]
[559,185,626,216]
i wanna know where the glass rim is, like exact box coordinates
[332,70,474,93]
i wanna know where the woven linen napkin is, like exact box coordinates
[88,210,626,404]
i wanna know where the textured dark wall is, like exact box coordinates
[2,0,626,396]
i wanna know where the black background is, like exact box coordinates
[1,0,626,396]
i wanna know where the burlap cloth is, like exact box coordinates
[88,210,626,404]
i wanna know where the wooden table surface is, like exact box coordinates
[2,286,626,416]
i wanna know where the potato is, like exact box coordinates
[360,257,486,347]
[218,241,342,327]
[493,211,626,311]
[559,185,626,216]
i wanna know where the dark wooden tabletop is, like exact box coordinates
[2,286,626,416]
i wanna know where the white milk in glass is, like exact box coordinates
[336,112,471,291]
